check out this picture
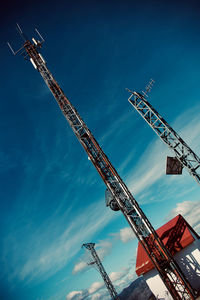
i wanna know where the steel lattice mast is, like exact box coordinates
[8,26,197,300]
[82,243,118,299]
[127,80,200,185]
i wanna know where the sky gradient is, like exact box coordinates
[1,0,200,299]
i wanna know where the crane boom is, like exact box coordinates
[8,28,197,300]
[82,243,119,299]
[127,82,200,185]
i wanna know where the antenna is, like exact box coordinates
[7,24,45,56]
[35,28,45,43]
[16,23,27,41]
[7,42,18,55]
[142,78,155,97]
[126,79,154,99]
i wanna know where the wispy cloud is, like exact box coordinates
[110,260,137,293]
[111,227,135,243]
[95,240,113,260]
[66,280,106,300]
[72,261,88,274]
[2,199,117,285]
[67,260,136,300]
[73,239,113,274]
[66,290,86,300]
[90,293,102,300]
[72,224,136,276]
[167,200,200,234]
[88,282,104,294]
[99,110,136,145]
[71,227,137,299]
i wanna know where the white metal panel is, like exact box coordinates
[144,270,173,300]
[30,58,37,69]
[143,236,200,297]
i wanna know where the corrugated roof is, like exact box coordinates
[135,214,195,276]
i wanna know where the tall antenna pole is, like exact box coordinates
[127,80,200,185]
[82,243,119,299]
[8,26,197,300]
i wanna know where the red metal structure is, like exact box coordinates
[136,215,195,276]
[8,25,198,299]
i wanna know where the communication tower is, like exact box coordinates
[8,25,198,299]
[127,80,200,184]
[82,243,118,299]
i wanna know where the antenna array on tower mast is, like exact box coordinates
[8,25,198,300]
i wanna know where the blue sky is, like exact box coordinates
[1,0,200,299]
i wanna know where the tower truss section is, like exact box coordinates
[8,26,198,300]
[127,80,200,185]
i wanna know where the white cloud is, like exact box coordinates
[167,200,200,234]
[73,226,136,277]
[119,227,135,243]
[111,227,135,243]
[66,291,83,300]
[115,279,126,287]
[127,139,167,196]
[67,261,136,300]
[90,293,102,300]
[96,240,113,260]
[109,266,132,284]
[72,261,88,274]
[126,271,135,282]
[88,281,104,294]
[109,271,124,282]
[66,281,105,300]
[173,105,200,154]
[99,111,134,145]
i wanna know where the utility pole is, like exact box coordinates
[8,25,197,299]
[127,80,200,185]
[82,243,118,299]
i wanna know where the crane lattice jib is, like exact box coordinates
[82,243,118,299]
[128,91,200,185]
[16,38,197,299]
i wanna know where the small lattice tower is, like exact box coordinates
[82,243,119,299]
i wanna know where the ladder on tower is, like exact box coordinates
[127,80,200,185]
[7,25,198,300]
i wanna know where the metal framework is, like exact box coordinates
[127,80,200,185]
[8,26,198,299]
[160,215,186,256]
[82,243,118,299]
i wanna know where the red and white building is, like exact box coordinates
[135,215,200,299]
